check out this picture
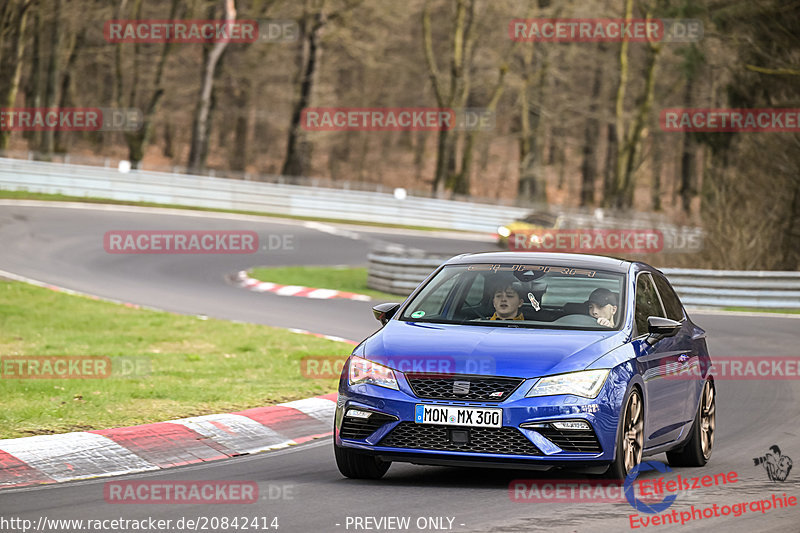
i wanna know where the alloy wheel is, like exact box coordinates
[700,380,716,459]
[623,390,644,473]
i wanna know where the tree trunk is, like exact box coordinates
[579,61,602,206]
[608,4,661,209]
[188,0,236,174]
[452,66,507,195]
[432,129,451,196]
[778,179,800,270]
[679,75,696,214]
[609,0,633,208]
[619,38,660,207]
[0,0,31,150]
[281,6,324,177]
[123,0,179,169]
[517,45,546,204]
[230,83,250,172]
[603,123,617,205]
[54,28,86,153]
[651,133,662,211]
[40,0,62,156]
[421,0,475,195]
[23,7,42,147]
[414,131,426,181]
[163,120,174,159]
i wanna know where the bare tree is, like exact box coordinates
[0,0,32,150]
[114,0,180,169]
[187,0,236,174]
[421,0,475,195]
[606,0,661,209]
[282,0,326,177]
[580,53,603,206]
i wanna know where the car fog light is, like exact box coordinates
[552,420,591,431]
[346,409,372,419]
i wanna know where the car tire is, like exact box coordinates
[334,442,391,479]
[666,379,715,467]
[606,387,644,480]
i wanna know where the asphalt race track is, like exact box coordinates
[0,202,798,533]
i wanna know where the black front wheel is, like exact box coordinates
[334,442,391,479]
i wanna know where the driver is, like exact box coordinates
[490,280,525,321]
[587,288,618,328]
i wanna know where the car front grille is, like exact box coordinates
[379,422,542,456]
[405,374,524,402]
[536,426,602,453]
[339,412,398,440]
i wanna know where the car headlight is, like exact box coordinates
[526,369,610,399]
[497,226,511,238]
[348,356,399,390]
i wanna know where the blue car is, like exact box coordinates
[334,252,716,479]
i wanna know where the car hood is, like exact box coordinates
[359,320,625,378]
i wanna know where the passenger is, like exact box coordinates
[587,288,618,328]
[490,281,525,321]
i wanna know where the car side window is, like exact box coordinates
[652,274,685,322]
[634,273,665,335]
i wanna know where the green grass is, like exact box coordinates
[248,266,406,302]
[722,307,800,314]
[0,281,354,439]
[0,190,448,232]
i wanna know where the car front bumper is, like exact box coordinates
[335,374,624,468]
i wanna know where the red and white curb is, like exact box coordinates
[0,394,338,490]
[233,271,372,301]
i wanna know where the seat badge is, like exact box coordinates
[453,380,471,395]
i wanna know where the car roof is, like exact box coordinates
[444,252,632,274]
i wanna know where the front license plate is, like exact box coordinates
[414,404,502,428]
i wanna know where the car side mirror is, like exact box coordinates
[645,316,682,344]
[372,302,401,325]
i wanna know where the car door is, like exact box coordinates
[651,272,698,426]
[633,272,687,448]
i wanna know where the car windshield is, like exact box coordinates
[521,213,559,227]
[399,263,625,330]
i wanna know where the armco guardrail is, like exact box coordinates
[367,254,800,309]
[367,254,448,295]
[659,269,800,309]
[0,158,529,233]
[0,158,699,238]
